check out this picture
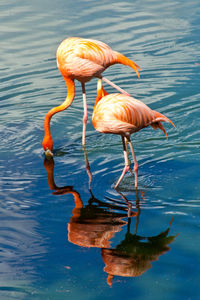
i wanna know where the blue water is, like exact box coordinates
[0,0,200,299]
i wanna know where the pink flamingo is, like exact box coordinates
[92,80,175,188]
[42,37,141,156]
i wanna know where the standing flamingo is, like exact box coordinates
[92,80,175,188]
[42,37,141,156]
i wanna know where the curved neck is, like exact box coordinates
[71,191,83,209]
[43,157,83,209]
[94,79,108,108]
[43,158,57,190]
[44,77,75,139]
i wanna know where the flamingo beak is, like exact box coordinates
[44,148,54,158]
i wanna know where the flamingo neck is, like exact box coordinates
[43,156,83,209]
[43,158,56,190]
[43,77,75,150]
[72,191,83,209]
[94,79,108,108]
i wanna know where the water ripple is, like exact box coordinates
[0,0,200,297]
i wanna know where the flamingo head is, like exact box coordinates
[42,135,53,157]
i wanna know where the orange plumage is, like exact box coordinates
[42,37,141,156]
[92,80,175,188]
[56,37,140,81]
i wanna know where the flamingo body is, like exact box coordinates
[92,93,172,136]
[57,37,115,83]
[92,80,175,188]
[56,37,140,82]
[42,37,141,156]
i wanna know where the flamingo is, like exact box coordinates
[42,37,141,157]
[92,80,175,188]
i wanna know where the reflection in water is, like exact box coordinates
[102,190,177,286]
[44,157,136,249]
[44,158,177,286]
[68,191,135,248]
[83,145,92,190]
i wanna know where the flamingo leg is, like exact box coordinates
[82,145,92,191]
[115,136,132,188]
[127,138,139,188]
[124,137,132,174]
[81,83,88,146]
[101,77,130,96]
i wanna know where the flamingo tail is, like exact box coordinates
[151,111,176,139]
[114,51,141,79]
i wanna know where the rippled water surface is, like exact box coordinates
[0,0,200,299]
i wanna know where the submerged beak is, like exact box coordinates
[44,148,54,158]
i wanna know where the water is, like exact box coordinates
[0,0,200,299]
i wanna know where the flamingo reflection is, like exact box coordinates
[68,190,136,249]
[102,190,177,286]
[44,157,136,249]
[44,158,177,286]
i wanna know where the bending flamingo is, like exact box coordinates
[92,80,175,188]
[42,37,141,156]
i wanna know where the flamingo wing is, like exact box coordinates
[74,38,117,66]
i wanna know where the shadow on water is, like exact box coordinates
[44,156,178,287]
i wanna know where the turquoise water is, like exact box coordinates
[0,0,200,299]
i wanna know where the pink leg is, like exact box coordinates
[83,145,92,190]
[127,139,139,188]
[115,165,131,188]
[115,136,132,188]
[101,77,130,96]
[124,137,132,174]
[81,83,88,146]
